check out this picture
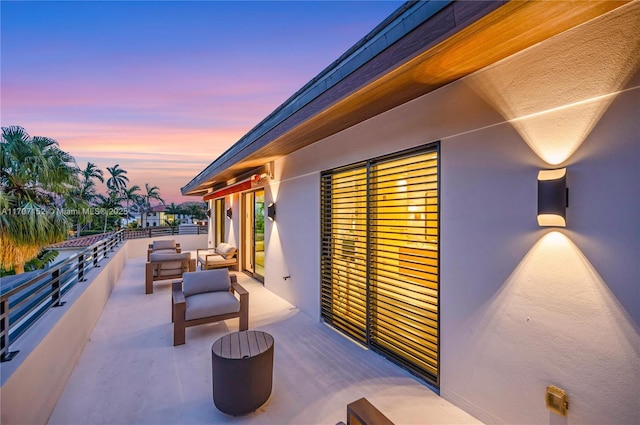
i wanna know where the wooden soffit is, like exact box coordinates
[184,0,629,196]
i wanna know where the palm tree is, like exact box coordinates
[164,202,181,224]
[73,162,104,236]
[139,183,164,227]
[1,126,78,273]
[81,162,104,187]
[96,191,121,233]
[121,185,141,225]
[184,202,207,221]
[106,164,129,196]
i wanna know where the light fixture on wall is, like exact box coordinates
[226,207,232,220]
[267,202,276,221]
[206,209,211,218]
[537,168,568,227]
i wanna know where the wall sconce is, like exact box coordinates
[226,207,232,220]
[537,168,568,227]
[267,202,276,221]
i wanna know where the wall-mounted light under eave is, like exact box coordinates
[538,168,569,227]
[267,202,276,221]
[226,207,232,220]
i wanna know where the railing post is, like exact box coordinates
[103,241,109,259]
[1,297,8,359]
[94,246,100,268]
[0,297,18,362]
[78,254,86,282]
[51,269,65,307]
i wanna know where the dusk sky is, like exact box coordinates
[1,1,403,204]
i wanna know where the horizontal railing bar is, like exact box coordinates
[1,230,128,359]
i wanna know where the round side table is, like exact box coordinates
[211,330,274,415]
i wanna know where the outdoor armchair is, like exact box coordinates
[196,243,238,270]
[147,239,181,261]
[145,252,195,294]
[172,269,248,346]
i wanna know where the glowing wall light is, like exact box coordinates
[267,202,276,221]
[537,168,568,227]
[226,207,232,220]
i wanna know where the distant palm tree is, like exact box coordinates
[165,202,181,223]
[96,192,121,233]
[139,183,164,227]
[106,164,129,196]
[185,202,207,221]
[73,162,104,236]
[1,126,78,273]
[81,162,104,187]
[121,185,141,225]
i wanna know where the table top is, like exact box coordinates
[212,330,274,360]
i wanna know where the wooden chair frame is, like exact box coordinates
[172,274,248,346]
[196,247,238,270]
[145,256,195,294]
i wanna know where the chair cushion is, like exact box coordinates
[154,263,184,278]
[197,249,221,263]
[215,243,237,260]
[152,240,176,250]
[149,252,189,262]
[154,248,178,256]
[185,291,240,321]
[202,256,235,266]
[183,269,230,297]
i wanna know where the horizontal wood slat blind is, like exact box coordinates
[321,165,368,343]
[321,144,439,386]
[369,151,439,382]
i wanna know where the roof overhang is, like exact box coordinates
[182,0,630,197]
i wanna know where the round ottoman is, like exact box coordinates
[211,330,274,415]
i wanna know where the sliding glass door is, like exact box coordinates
[321,144,439,386]
[242,189,265,282]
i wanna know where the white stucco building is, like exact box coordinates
[183,2,640,423]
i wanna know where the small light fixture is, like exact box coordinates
[546,385,568,416]
[267,202,276,221]
[226,207,232,220]
[537,168,568,227]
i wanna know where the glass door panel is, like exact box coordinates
[254,190,265,279]
[242,189,265,282]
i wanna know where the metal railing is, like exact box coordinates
[123,225,208,239]
[0,230,125,361]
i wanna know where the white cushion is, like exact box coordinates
[215,243,237,260]
[197,249,221,263]
[201,256,235,266]
[183,269,230,297]
[185,291,239,321]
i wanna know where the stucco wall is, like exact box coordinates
[0,234,208,424]
[262,4,639,424]
[0,244,126,425]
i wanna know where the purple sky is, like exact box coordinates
[1,1,403,204]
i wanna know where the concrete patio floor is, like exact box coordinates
[48,254,482,425]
